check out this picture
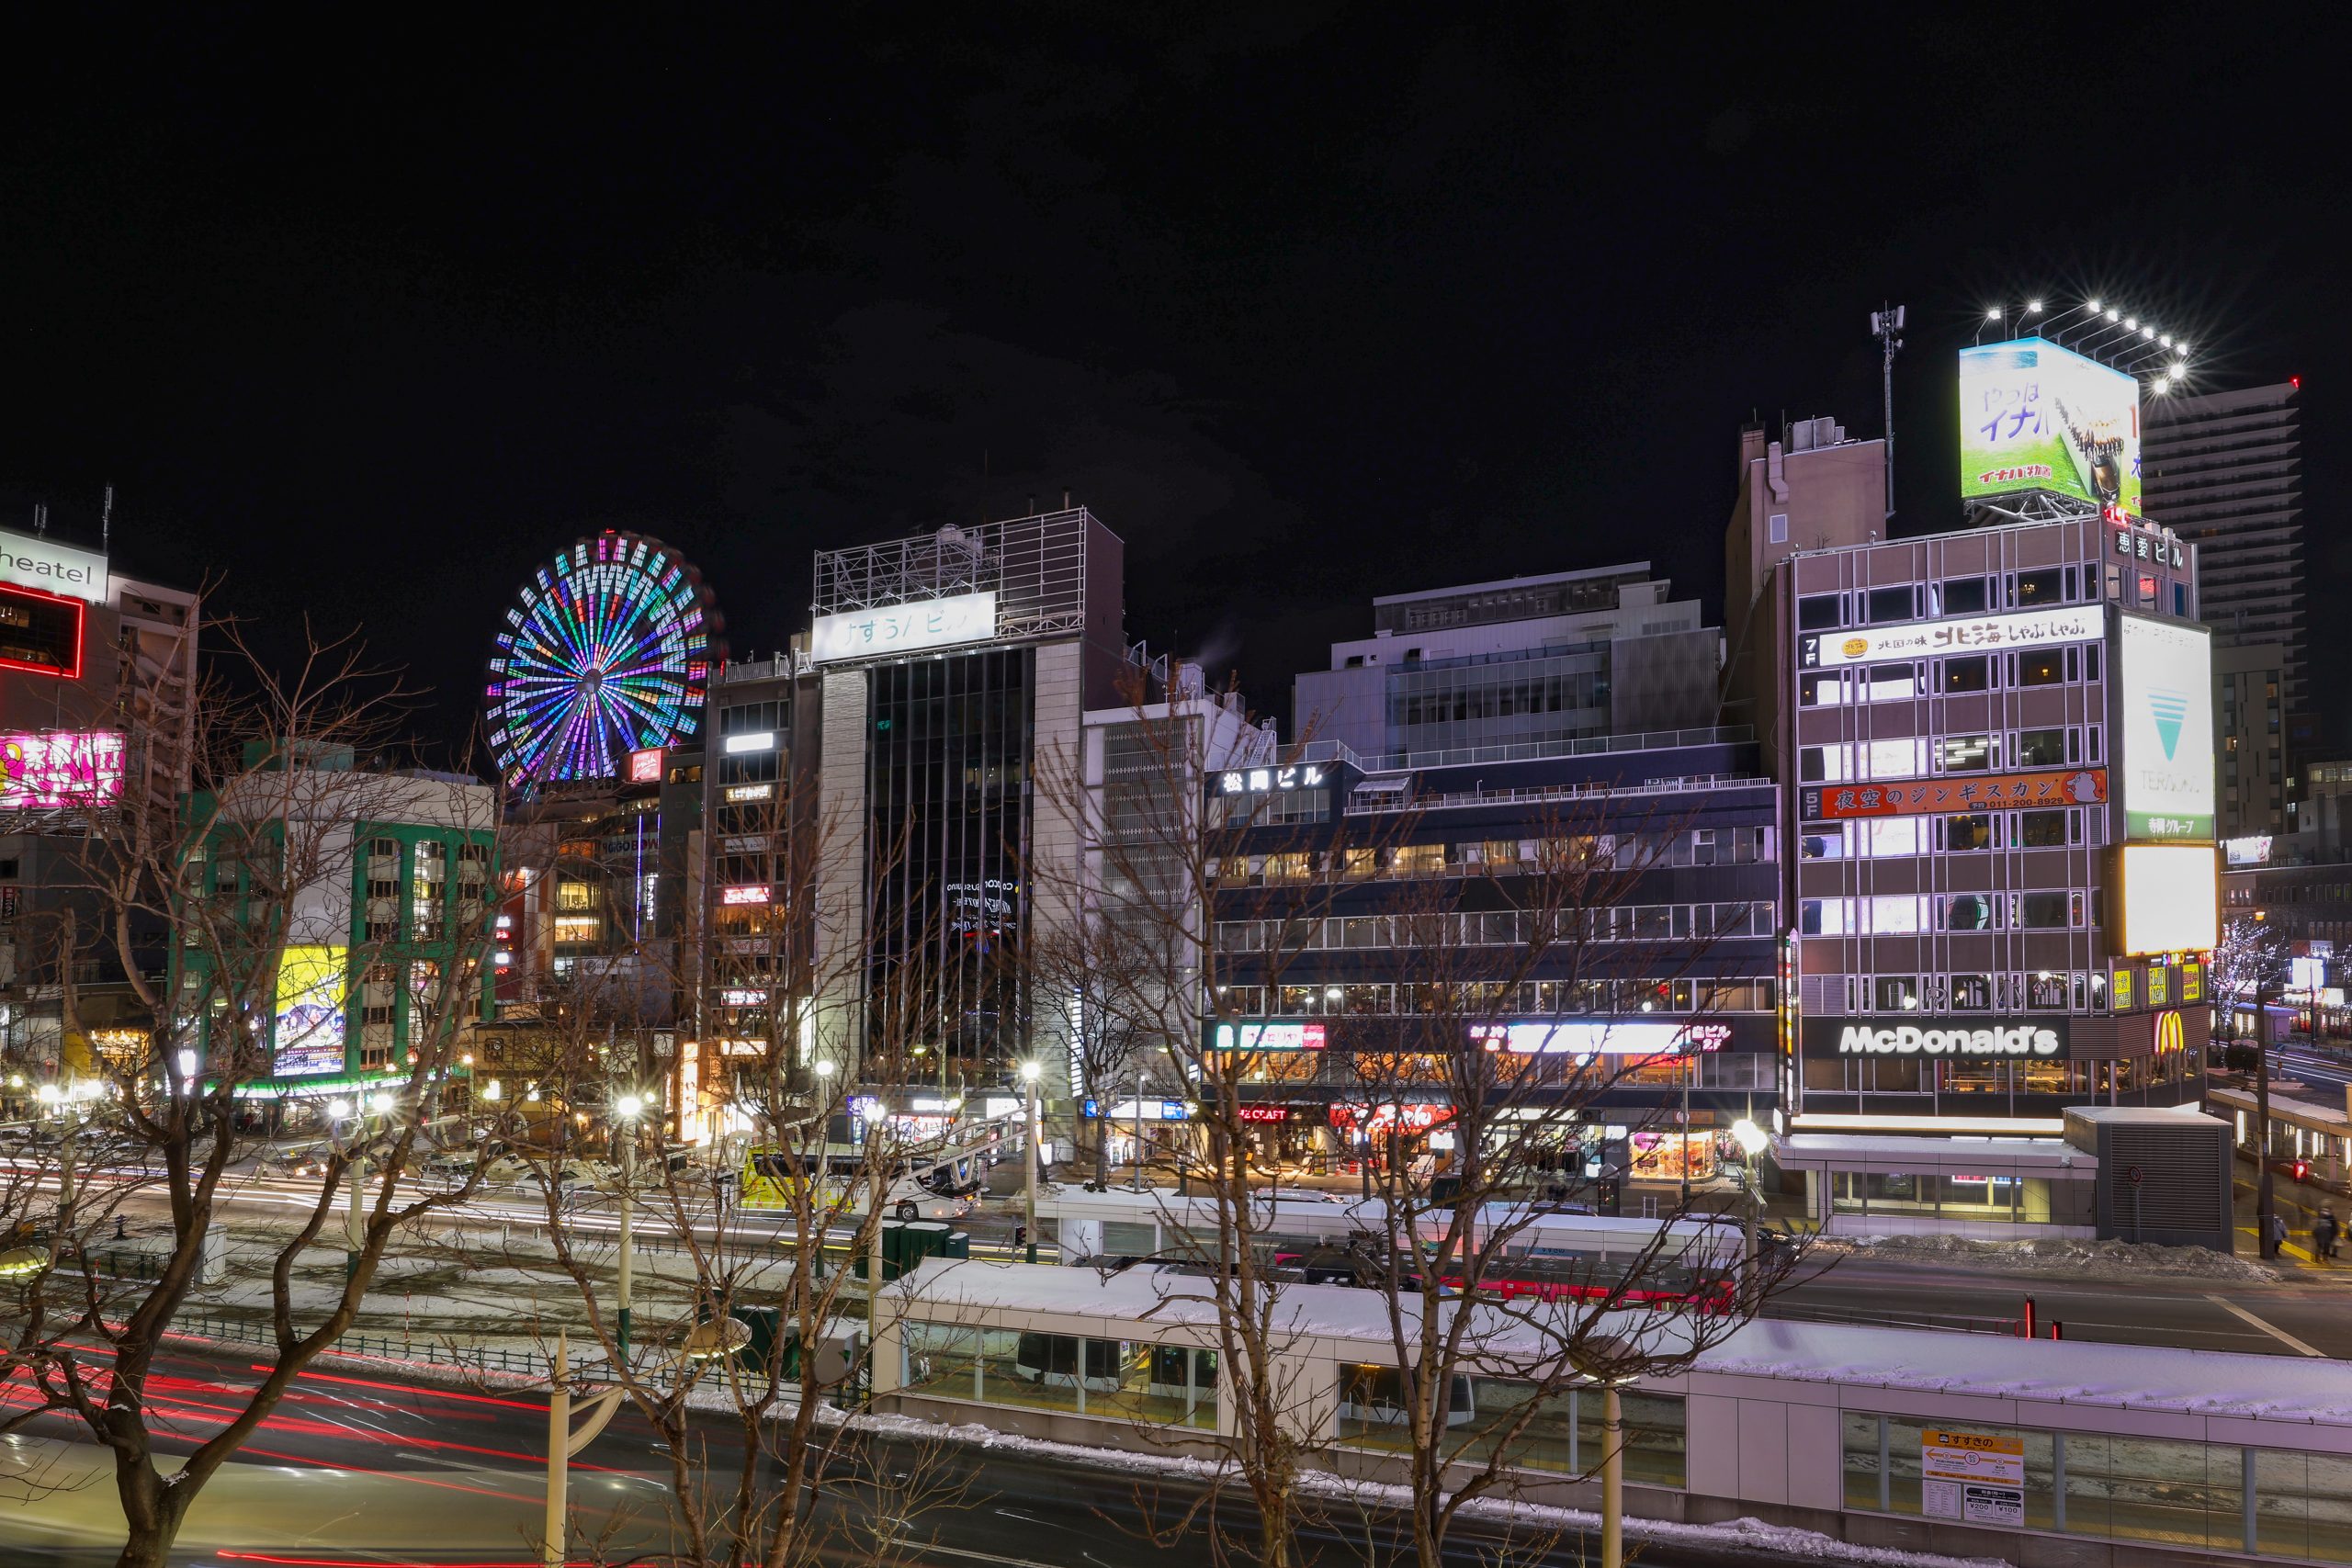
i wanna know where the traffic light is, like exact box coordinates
[2292,1158,2311,1183]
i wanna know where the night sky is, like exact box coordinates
[6,9,2347,763]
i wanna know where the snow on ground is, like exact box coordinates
[1813,1231,2281,1282]
[157,1323,2007,1568]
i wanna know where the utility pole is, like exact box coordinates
[615,1097,639,1359]
[1019,1061,1041,1263]
[2256,976,2277,1257]
[345,1153,365,1281]
[1871,305,1905,524]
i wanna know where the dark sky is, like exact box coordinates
[6,7,2348,763]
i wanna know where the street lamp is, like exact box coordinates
[1018,1060,1041,1263]
[1730,1118,1769,1290]
[612,1091,645,1358]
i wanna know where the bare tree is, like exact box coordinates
[1029,686,1802,1568]
[502,761,990,1567]
[1026,910,1159,1189]
[0,623,505,1568]
[1327,805,1800,1568]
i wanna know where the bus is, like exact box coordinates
[739,1134,1002,1221]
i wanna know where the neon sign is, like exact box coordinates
[0,731,124,808]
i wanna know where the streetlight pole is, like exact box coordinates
[1602,1378,1626,1568]
[2256,977,2277,1257]
[1019,1061,1040,1264]
[1131,1061,1147,1194]
[614,1093,643,1359]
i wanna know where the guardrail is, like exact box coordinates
[174,1309,554,1380]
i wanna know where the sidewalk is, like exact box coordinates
[2230,1161,2352,1276]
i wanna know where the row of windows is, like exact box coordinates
[1215,901,1779,956]
[1800,727,2102,784]
[1808,1049,2192,1098]
[1216,977,1776,1017]
[1801,807,2090,858]
[1390,669,1607,728]
[1797,567,2082,631]
[1216,829,1772,886]
[1815,969,2105,1013]
[1801,891,2094,937]
[1799,643,2101,705]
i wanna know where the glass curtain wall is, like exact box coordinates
[867,648,1035,1081]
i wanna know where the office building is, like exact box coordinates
[2142,381,2303,725]
[806,509,1135,1103]
[175,742,496,1119]
[0,514,199,1077]
[1205,735,1781,1183]
[1773,507,2214,1168]
[1292,563,1721,762]
[2213,643,2290,840]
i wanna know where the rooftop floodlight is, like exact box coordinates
[2106,309,2121,321]
[2142,325,2156,339]
[2124,316,2138,330]
[2086,298,2101,311]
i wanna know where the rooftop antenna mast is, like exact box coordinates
[1870,304,1905,525]
[102,484,113,553]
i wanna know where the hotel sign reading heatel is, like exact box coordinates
[0,527,107,604]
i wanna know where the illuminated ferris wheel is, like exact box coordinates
[484,531,721,785]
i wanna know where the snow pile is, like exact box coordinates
[1817,1231,2279,1281]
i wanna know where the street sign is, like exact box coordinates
[1922,1429,2025,1527]
[2126,1165,2143,1187]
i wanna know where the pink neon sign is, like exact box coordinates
[0,731,125,809]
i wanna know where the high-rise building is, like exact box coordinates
[806,509,1136,1103]
[1773,507,2213,1171]
[1292,564,1721,762]
[2212,643,2289,840]
[2141,381,2303,723]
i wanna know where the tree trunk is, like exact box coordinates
[111,1465,183,1568]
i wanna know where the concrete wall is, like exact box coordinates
[814,667,870,1068]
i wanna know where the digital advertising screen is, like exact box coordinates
[0,585,85,679]
[2118,614,2215,840]
[2116,844,2220,956]
[1959,337,2142,513]
[272,945,349,1077]
[0,731,125,809]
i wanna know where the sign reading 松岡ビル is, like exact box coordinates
[0,526,107,605]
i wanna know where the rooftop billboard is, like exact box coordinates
[1959,337,2141,513]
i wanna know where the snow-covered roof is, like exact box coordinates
[1773,1134,2094,1173]
[1706,1317,2352,1426]
[896,1260,2352,1429]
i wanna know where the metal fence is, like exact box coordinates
[173,1309,552,1380]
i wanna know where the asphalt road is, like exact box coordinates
[1770,1251,2352,1358]
[5,1344,1834,1568]
[35,1156,2352,1363]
